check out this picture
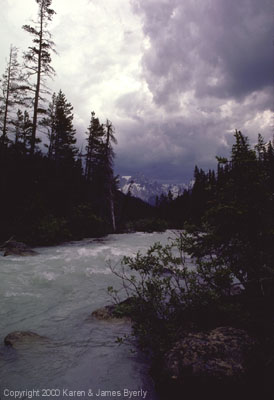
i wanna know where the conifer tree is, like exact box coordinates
[85,111,104,183]
[184,130,274,296]
[41,92,56,159]
[84,114,117,230]
[12,109,32,154]
[22,0,56,155]
[47,90,77,166]
[255,133,266,162]
[0,45,26,147]
[102,119,117,231]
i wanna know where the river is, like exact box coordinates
[0,231,176,400]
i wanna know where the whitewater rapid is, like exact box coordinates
[0,231,175,400]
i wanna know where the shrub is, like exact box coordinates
[108,233,227,353]
[109,228,274,357]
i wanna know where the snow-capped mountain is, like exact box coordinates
[119,173,189,205]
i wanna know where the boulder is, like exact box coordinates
[4,331,48,348]
[92,305,117,320]
[164,327,255,385]
[91,297,134,322]
[1,240,37,256]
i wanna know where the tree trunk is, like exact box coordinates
[1,48,12,145]
[30,8,43,156]
[110,187,116,232]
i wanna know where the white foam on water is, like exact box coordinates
[63,265,77,273]
[84,267,112,276]
[77,245,111,258]
[43,255,63,261]
[109,247,136,257]
[36,271,58,281]
[4,291,41,298]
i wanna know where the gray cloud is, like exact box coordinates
[132,0,273,107]
[111,0,273,182]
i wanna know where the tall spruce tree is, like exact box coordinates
[102,119,117,231]
[84,113,117,230]
[48,90,77,166]
[22,0,56,155]
[85,111,104,183]
[12,109,32,154]
[0,45,26,147]
[41,92,56,159]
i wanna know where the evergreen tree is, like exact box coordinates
[0,45,26,147]
[85,111,104,183]
[102,119,117,231]
[189,165,210,223]
[49,90,77,166]
[183,130,274,297]
[255,133,266,162]
[11,109,32,154]
[84,113,117,230]
[41,92,56,159]
[264,139,274,191]
[22,0,56,155]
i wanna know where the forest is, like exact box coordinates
[0,0,156,245]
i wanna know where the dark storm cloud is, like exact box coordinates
[115,112,233,183]
[112,0,273,182]
[132,0,273,107]
[115,83,272,182]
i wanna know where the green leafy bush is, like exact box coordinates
[109,230,274,361]
[109,233,228,352]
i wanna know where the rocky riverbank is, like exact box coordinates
[92,295,274,399]
[0,240,38,256]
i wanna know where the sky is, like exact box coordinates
[0,0,273,183]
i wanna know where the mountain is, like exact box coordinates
[118,173,189,205]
